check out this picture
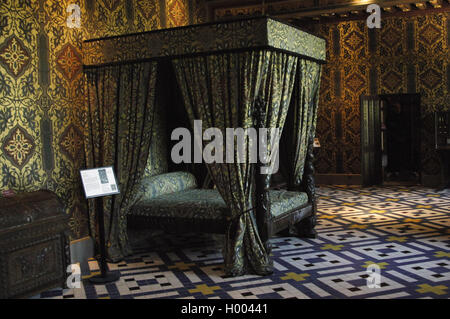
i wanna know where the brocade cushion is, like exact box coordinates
[132,189,308,220]
[137,171,197,201]
[269,190,309,217]
[133,189,228,220]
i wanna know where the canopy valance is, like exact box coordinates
[82,16,326,67]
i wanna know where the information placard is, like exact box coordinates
[80,166,120,199]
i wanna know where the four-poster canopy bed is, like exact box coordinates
[82,16,326,277]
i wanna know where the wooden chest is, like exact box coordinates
[0,190,70,299]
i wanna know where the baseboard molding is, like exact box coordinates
[70,236,94,276]
[317,173,441,187]
[316,174,362,185]
[421,174,441,188]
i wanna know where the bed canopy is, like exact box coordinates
[82,16,326,277]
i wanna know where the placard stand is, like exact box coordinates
[79,166,121,284]
[89,197,120,284]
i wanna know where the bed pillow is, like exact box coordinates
[137,171,198,201]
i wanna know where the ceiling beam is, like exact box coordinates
[207,0,450,21]
[396,3,412,10]
[414,2,427,9]
[428,0,443,8]
[209,0,449,21]
[275,1,436,18]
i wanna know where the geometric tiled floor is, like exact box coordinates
[37,186,450,299]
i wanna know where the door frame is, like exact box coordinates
[360,95,382,186]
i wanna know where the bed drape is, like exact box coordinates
[82,55,321,269]
[172,50,297,276]
[84,62,158,262]
[281,60,322,190]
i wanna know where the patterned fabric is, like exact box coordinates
[82,17,326,66]
[84,61,158,262]
[173,50,298,276]
[132,189,308,220]
[281,60,322,188]
[269,190,309,217]
[136,171,197,201]
[133,189,228,221]
[142,89,169,178]
[266,19,326,62]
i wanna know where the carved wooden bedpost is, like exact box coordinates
[254,97,273,257]
[255,167,273,256]
[295,134,318,238]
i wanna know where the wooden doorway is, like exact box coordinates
[361,94,421,186]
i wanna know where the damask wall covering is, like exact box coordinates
[0,0,207,241]
[314,11,449,177]
[211,6,449,178]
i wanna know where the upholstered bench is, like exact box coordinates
[128,172,312,236]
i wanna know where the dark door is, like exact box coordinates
[381,94,421,184]
[360,96,382,186]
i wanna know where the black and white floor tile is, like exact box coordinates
[37,186,450,299]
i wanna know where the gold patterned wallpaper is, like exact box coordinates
[314,11,449,176]
[211,7,449,177]
[0,0,207,240]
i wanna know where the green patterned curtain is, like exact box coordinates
[281,60,322,189]
[172,51,297,276]
[84,62,158,262]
